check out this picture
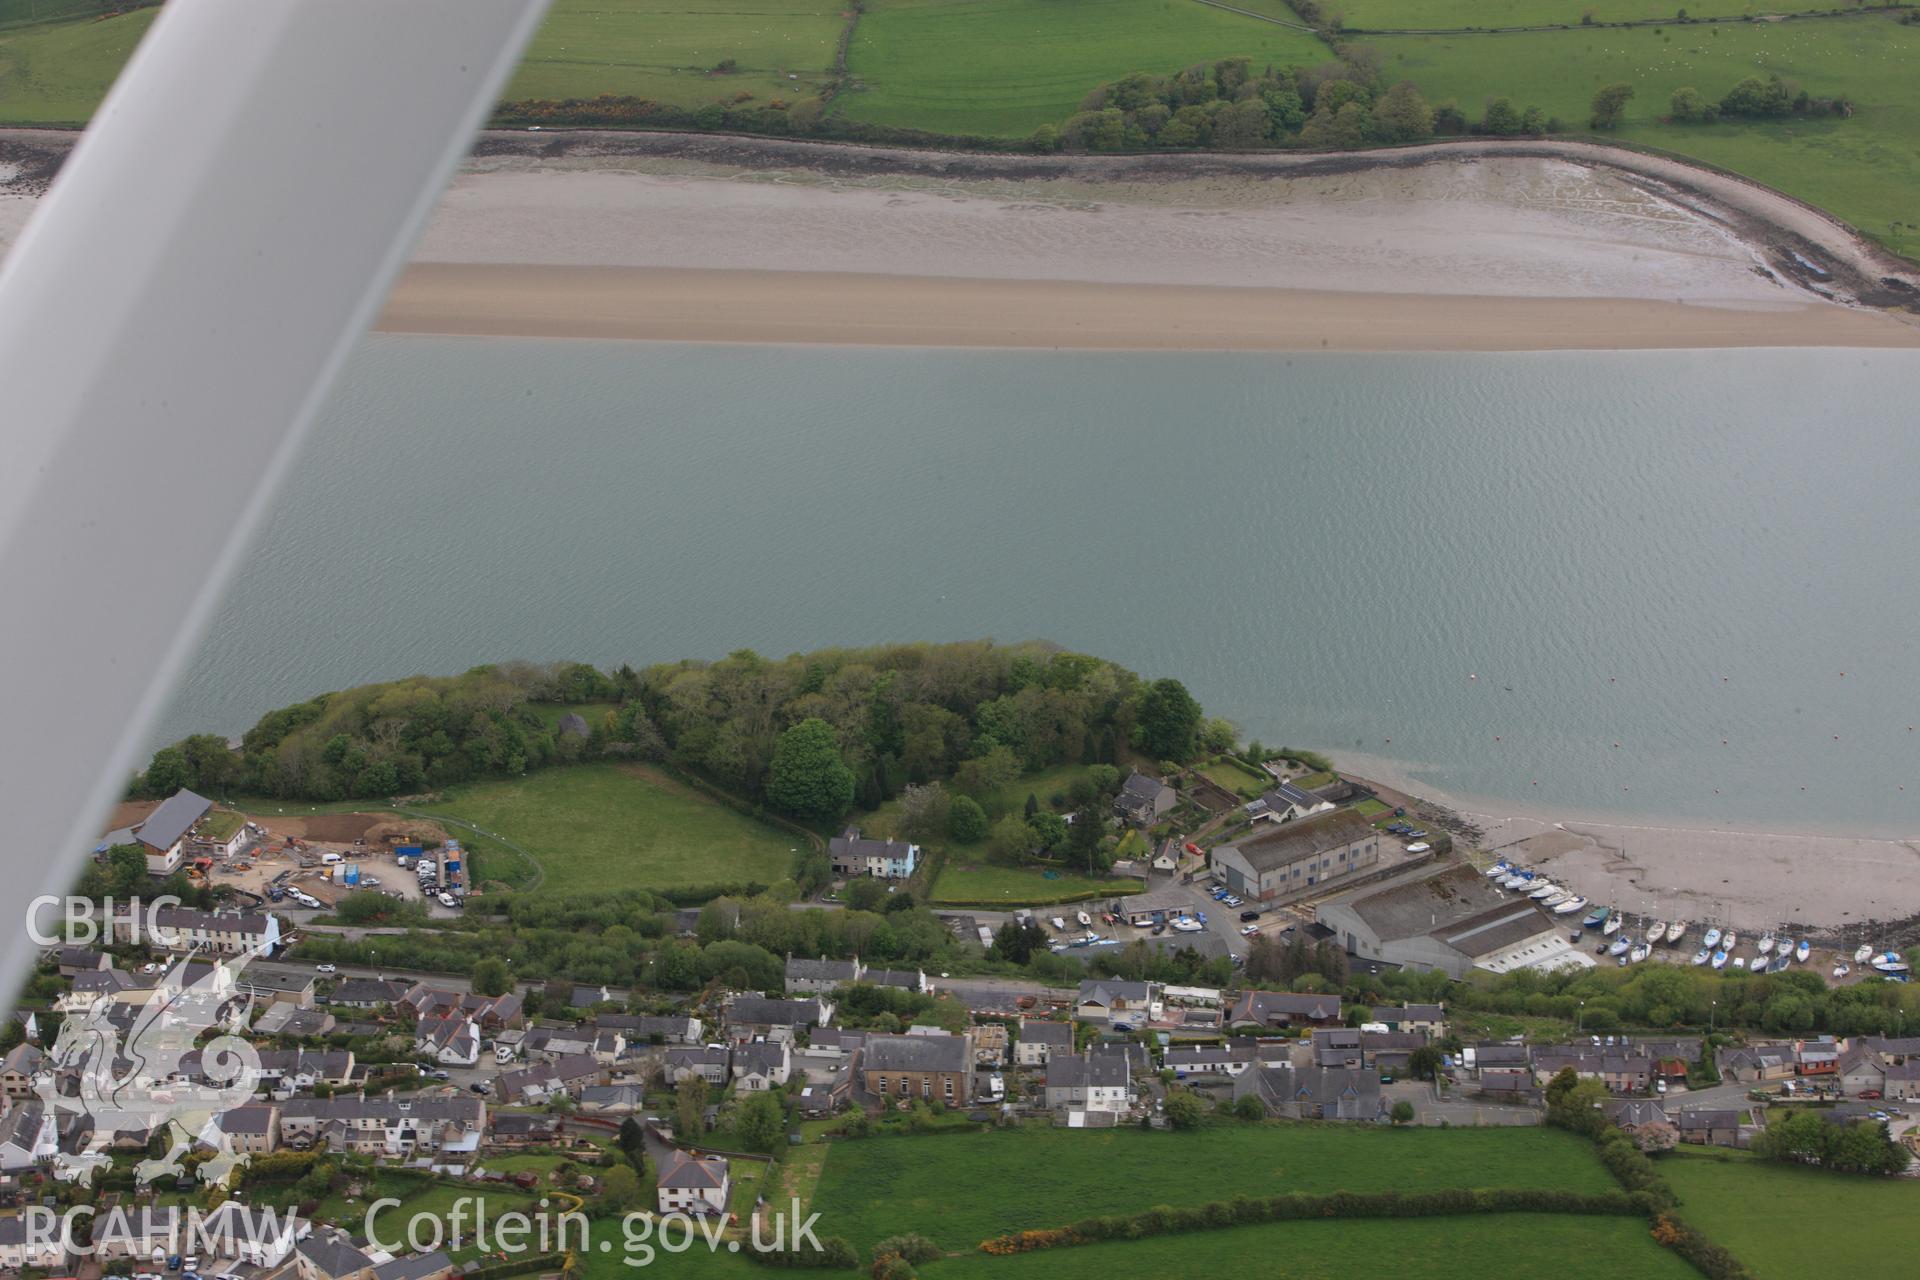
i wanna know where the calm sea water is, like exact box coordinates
[158,337,1920,835]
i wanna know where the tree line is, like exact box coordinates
[132,643,1214,826]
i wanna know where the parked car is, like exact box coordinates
[1240,925,1260,937]
[315,963,337,974]
[1860,1090,1884,1100]
[470,1080,492,1095]
[427,1068,451,1080]
[1239,910,1261,922]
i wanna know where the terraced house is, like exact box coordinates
[278,1094,485,1156]
[828,826,918,879]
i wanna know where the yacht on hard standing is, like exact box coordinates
[1554,895,1588,916]
[1702,925,1722,950]
[1667,920,1689,947]
[1647,921,1669,945]
[1794,939,1811,964]
[1756,931,1776,956]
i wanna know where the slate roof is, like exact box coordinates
[297,1231,373,1279]
[658,1149,729,1190]
[1048,1049,1131,1088]
[133,789,213,851]
[862,1033,969,1073]
[1019,1020,1074,1049]
[1336,864,1505,940]
[728,995,827,1027]
[1214,809,1373,873]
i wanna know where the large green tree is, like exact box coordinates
[735,1091,786,1152]
[1136,678,1202,761]
[1590,82,1634,129]
[766,718,854,820]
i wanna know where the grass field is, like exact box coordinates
[1326,0,1832,28]
[1200,754,1271,798]
[837,0,1332,136]
[1375,15,1920,260]
[0,7,151,123]
[929,862,1130,905]
[502,0,847,110]
[810,1125,1616,1250]
[920,1213,1695,1280]
[416,761,795,893]
[1660,1147,1920,1278]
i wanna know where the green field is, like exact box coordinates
[1328,0,1832,28]
[1660,1148,1920,1278]
[416,761,796,893]
[503,0,847,110]
[920,1213,1695,1280]
[811,1125,1616,1251]
[1375,15,1920,260]
[838,0,1332,136]
[1201,754,1271,798]
[0,8,152,123]
[930,862,1131,905]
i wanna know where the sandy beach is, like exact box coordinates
[381,262,1916,351]
[5,128,1919,351]
[1339,753,1920,936]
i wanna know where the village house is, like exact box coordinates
[783,955,929,996]
[397,984,523,1031]
[1715,1044,1796,1083]
[827,827,918,879]
[254,1047,356,1091]
[295,1230,375,1280]
[111,902,282,955]
[252,1004,336,1037]
[663,1045,732,1087]
[415,1014,482,1067]
[724,994,833,1041]
[1227,989,1344,1030]
[1604,1099,1672,1138]
[1211,810,1379,903]
[53,945,110,977]
[325,976,409,1008]
[1045,1048,1132,1113]
[1244,779,1335,826]
[861,1032,974,1106]
[656,1150,731,1217]
[732,1041,792,1093]
[1464,1042,1532,1077]
[1676,1108,1745,1147]
[497,1053,602,1104]
[0,1211,70,1270]
[1113,773,1176,827]
[579,1084,646,1116]
[1532,1052,1653,1095]
[278,1094,485,1157]
[56,966,141,1013]
[1232,1065,1383,1122]
[0,1044,43,1098]
[1074,979,1162,1026]
[597,1012,704,1045]
[203,1103,281,1156]
[487,1113,565,1149]
[0,1102,57,1173]
[1013,1019,1074,1067]
[1165,1041,1256,1078]
[1368,1003,1447,1036]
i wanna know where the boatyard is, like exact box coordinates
[1472,852,1910,987]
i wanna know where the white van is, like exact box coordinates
[437,892,457,908]
[320,851,343,865]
